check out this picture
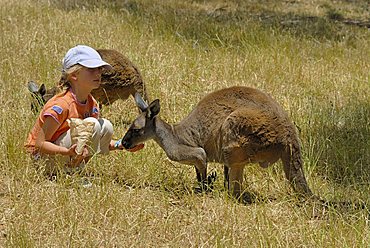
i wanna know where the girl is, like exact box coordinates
[25,45,141,172]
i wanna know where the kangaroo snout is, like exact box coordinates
[121,139,131,150]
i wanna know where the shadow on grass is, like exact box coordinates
[48,0,369,46]
[311,101,369,186]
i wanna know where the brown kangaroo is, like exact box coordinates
[121,86,314,200]
[28,49,149,114]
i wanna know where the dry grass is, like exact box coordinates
[0,0,369,247]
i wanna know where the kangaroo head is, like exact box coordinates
[28,81,62,114]
[121,93,160,149]
[28,81,47,114]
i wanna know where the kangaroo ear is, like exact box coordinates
[27,81,39,93]
[134,93,148,111]
[148,99,160,119]
[39,84,46,96]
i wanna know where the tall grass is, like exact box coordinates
[0,0,369,247]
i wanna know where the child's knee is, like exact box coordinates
[99,118,113,136]
[84,117,102,134]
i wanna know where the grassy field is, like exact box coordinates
[0,0,369,247]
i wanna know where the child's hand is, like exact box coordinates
[64,144,78,156]
[113,140,124,150]
[67,144,89,167]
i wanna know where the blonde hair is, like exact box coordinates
[58,64,84,88]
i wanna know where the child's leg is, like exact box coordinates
[98,118,114,154]
[84,117,113,155]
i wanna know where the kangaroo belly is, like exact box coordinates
[221,143,283,167]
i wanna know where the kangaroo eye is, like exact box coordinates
[132,129,142,134]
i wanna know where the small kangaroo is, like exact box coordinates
[121,86,314,200]
[28,49,149,114]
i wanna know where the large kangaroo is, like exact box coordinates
[121,86,314,199]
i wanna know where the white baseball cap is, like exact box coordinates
[62,45,112,71]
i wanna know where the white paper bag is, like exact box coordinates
[67,118,95,155]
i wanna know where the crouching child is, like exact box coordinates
[25,45,143,174]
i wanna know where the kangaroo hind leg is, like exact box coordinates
[228,164,245,200]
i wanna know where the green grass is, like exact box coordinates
[0,0,369,247]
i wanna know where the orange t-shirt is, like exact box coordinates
[25,89,99,154]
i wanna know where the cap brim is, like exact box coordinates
[78,59,113,70]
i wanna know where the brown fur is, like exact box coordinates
[122,86,314,199]
[91,49,149,105]
[28,49,149,113]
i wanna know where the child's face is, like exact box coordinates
[75,67,103,91]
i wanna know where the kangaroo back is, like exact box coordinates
[92,49,149,105]
[179,86,291,153]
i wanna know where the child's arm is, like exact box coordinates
[35,116,76,156]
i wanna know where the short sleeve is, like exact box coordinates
[90,96,100,118]
[91,106,100,118]
[43,102,69,124]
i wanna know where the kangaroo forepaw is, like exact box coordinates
[207,171,217,186]
[194,171,218,194]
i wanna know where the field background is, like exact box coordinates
[0,0,369,247]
